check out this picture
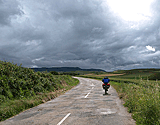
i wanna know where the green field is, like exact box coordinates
[80,69,160,125]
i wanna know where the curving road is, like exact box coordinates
[0,77,135,125]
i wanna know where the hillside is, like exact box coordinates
[31,67,106,72]
[111,68,160,80]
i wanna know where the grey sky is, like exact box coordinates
[0,0,160,71]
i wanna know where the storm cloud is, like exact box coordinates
[0,0,160,71]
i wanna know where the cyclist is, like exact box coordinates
[102,76,110,84]
[102,76,110,94]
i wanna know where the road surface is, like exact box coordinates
[0,77,135,125]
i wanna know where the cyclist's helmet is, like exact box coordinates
[104,76,108,79]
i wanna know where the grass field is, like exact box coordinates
[80,69,160,125]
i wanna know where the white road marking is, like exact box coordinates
[84,92,90,98]
[90,83,95,86]
[57,113,71,125]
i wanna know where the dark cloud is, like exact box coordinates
[0,0,22,26]
[0,0,160,71]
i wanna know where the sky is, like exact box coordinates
[0,0,160,71]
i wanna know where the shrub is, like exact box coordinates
[50,71,59,75]
[0,60,79,121]
[148,72,160,80]
[0,60,78,101]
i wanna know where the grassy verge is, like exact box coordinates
[80,75,160,125]
[0,60,79,121]
[0,76,79,121]
[111,81,159,125]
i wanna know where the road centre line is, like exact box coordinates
[90,83,95,87]
[57,113,71,125]
[84,92,90,98]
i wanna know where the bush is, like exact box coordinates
[0,60,78,101]
[148,72,160,80]
[0,60,79,121]
[50,71,59,75]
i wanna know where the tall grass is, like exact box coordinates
[111,80,160,125]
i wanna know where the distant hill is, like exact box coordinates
[113,68,160,74]
[31,67,106,72]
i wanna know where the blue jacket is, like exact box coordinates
[102,78,110,84]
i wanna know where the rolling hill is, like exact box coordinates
[31,67,106,72]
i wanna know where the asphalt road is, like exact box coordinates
[0,77,135,125]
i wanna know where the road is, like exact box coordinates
[0,77,135,125]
